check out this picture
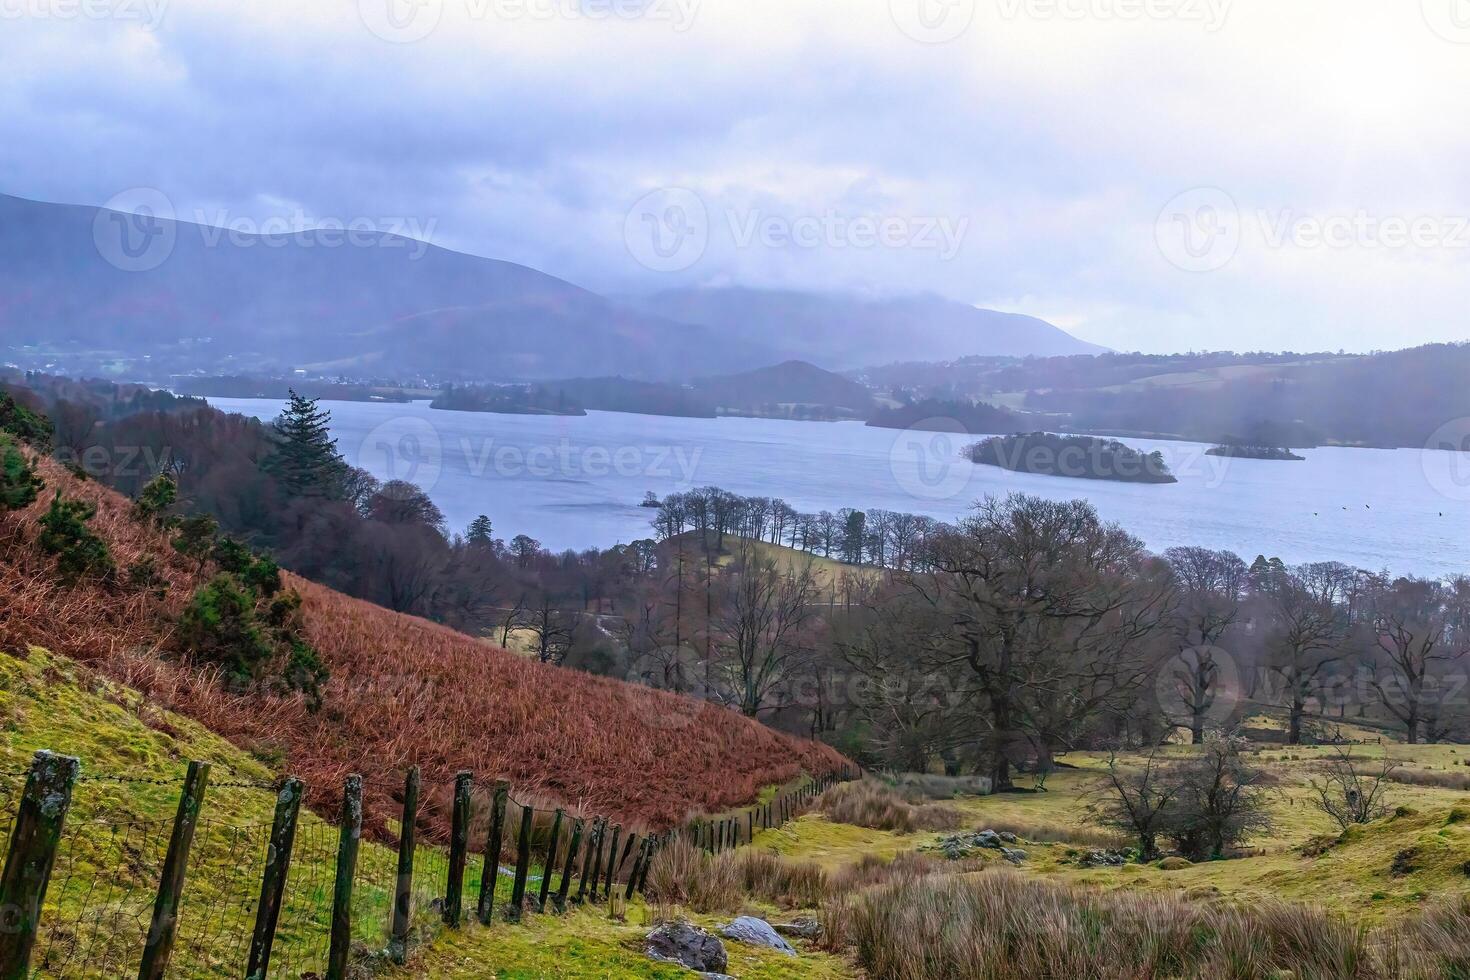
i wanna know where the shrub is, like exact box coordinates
[37,492,113,583]
[0,391,53,448]
[171,513,220,570]
[131,473,177,526]
[817,780,963,833]
[0,437,43,511]
[1157,856,1192,871]
[178,572,327,709]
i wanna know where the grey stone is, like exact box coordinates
[647,921,728,974]
[1001,847,1027,864]
[774,918,823,941]
[721,916,797,955]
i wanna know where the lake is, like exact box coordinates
[210,398,1470,578]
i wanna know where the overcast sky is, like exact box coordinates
[4,0,1470,353]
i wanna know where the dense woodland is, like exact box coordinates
[5,374,1469,791]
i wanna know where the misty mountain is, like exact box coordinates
[0,193,775,380]
[624,287,1106,368]
[0,194,1099,381]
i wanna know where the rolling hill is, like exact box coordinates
[0,450,848,832]
[626,287,1107,367]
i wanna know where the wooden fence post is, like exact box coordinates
[476,781,509,925]
[609,833,636,898]
[587,819,610,902]
[575,819,602,904]
[0,750,79,980]
[387,767,420,965]
[625,838,651,900]
[554,818,583,913]
[326,774,362,980]
[507,803,534,923]
[246,777,304,980]
[635,837,656,894]
[537,809,563,912]
[443,771,473,927]
[602,825,622,896]
[137,760,210,980]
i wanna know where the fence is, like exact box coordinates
[0,750,859,978]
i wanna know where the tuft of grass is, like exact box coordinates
[815,780,963,834]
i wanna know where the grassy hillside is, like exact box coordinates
[0,454,848,836]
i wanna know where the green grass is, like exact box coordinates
[0,646,467,979]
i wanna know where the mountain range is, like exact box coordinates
[0,193,1103,380]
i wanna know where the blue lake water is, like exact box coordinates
[210,398,1470,579]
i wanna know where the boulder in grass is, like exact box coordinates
[774,918,823,941]
[647,921,728,974]
[720,916,797,955]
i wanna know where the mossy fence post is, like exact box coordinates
[507,802,534,923]
[327,774,362,980]
[626,838,652,900]
[246,776,304,980]
[137,759,210,980]
[537,809,563,912]
[477,781,509,925]
[0,750,79,980]
[388,766,420,965]
[554,818,583,913]
[443,771,473,927]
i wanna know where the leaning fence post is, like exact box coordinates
[537,809,564,912]
[387,767,420,965]
[507,802,534,923]
[635,837,656,894]
[0,750,79,980]
[575,819,602,904]
[246,777,304,980]
[626,837,651,900]
[587,819,609,902]
[326,774,362,980]
[477,781,509,925]
[602,825,622,896]
[554,818,584,913]
[443,771,473,927]
[138,760,211,980]
[609,833,636,898]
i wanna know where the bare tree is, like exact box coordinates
[1266,566,1352,745]
[712,542,823,717]
[1162,547,1247,743]
[1308,746,1399,830]
[1090,748,1180,862]
[1167,737,1272,860]
[1366,577,1468,744]
[525,591,580,666]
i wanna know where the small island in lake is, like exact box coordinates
[1205,444,1305,461]
[430,384,587,416]
[966,432,1178,484]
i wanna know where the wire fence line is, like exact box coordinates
[0,752,858,978]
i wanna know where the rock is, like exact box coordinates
[973,829,1003,849]
[1080,849,1128,868]
[774,918,823,941]
[647,921,728,974]
[1001,847,1027,864]
[998,831,1019,844]
[721,916,797,955]
[1157,856,1192,871]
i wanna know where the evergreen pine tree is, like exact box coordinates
[38,492,114,583]
[466,514,494,547]
[263,390,347,498]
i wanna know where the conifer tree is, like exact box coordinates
[263,390,348,498]
[466,514,494,547]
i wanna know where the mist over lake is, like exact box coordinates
[208,398,1470,579]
